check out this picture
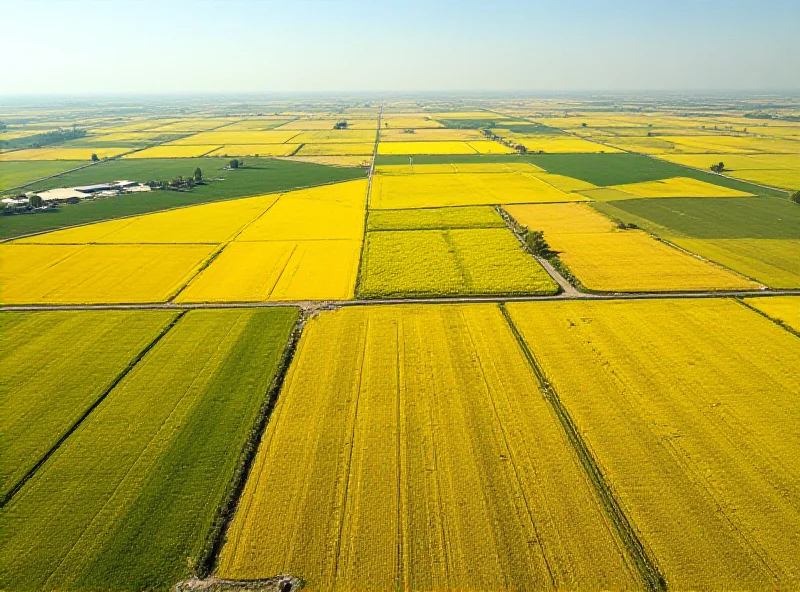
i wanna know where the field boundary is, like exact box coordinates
[196,313,306,578]
[0,309,188,508]
[734,297,800,339]
[498,303,667,592]
[353,102,382,297]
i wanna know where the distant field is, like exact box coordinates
[506,299,800,590]
[295,143,375,156]
[371,171,585,209]
[0,147,130,161]
[377,140,514,155]
[124,145,221,158]
[608,176,754,198]
[0,308,297,591]
[1,158,366,240]
[367,205,505,231]
[0,310,177,501]
[506,203,756,292]
[358,227,557,297]
[218,304,637,589]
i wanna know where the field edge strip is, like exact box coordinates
[194,312,306,579]
[498,303,668,592]
[734,297,800,339]
[0,309,188,508]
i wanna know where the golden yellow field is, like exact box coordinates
[14,194,280,244]
[289,130,377,143]
[218,304,638,589]
[509,136,622,153]
[0,244,214,304]
[380,116,444,128]
[656,153,800,171]
[375,162,544,175]
[146,119,236,132]
[743,296,800,332]
[206,144,300,157]
[371,172,585,209]
[235,180,367,241]
[0,147,130,161]
[124,145,221,158]
[468,140,518,154]
[295,143,374,156]
[175,240,360,302]
[609,176,754,198]
[728,168,800,190]
[169,130,300,145]
[506,298,800,590]
[281,155,370,167]
[531,172,599,192]
[275,118,378,130]
[379,128,484,141]
[506,203,758,291]
[377,141,483,155]
[659,135,800,154]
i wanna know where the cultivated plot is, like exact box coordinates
[506,299,800,590]
[743,296,800,333]
[218,304,639,590]
[0,308,297,591]
[358,226,557,298]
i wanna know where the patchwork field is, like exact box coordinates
[367,205,505,231]
[358,226,557,298]
[506,299,800,590]
[371,171,585,209]
[295,143,375,156]
[218,304,638,589]
[743,295,800,332]
[377,140,514,155]
[207,144,300,157]
[0,308,297,591]
[0,244,214,304]
[506,203,757,291]
[0,147,130,161]
[608,176,754,198]
[124,145,221,158]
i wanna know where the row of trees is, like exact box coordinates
[145,168,204,190]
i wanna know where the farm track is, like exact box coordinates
[3,288,799,313]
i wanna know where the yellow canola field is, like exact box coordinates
[743,296,800,332]
[379,128,485,142]
[512,136,622,154]
[147,119,237,132]
[506,203,757,292]
[235,179,366,241]
[728,169,800,191]
[660,135,800,154]
[380,116,444,128]
[506,299,800,590]
[175,240,360,302]
[609,177,754,198]
[371,172,585,209]
[0,147,129,161]
[656,153,800,171]
[169,130,300,145]
[217,119,292,131]
[531,172,599,192]
[218,304,638,589]
[375,162,544,175]
[206,144,300,157]
[0,244,214,304]
[289,130,377,144]
[124,145,220,158]
[281,155,370,167]
[377,141,475,155]
[15,194,280,244]
[296,143,374,156]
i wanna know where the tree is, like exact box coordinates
[230,159,239,169]
[91,153,99,162]
[791,191,800,204]
[524,230,552,257]
[194,167,202,182]
[581,122,587,127]
[710,162,725,173]
[29,194,43,208]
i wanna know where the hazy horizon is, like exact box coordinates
[4,0,800,96]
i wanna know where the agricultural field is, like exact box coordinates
[594,197,800,287]
[218,304,638,589]
[506,299,800,590]
[0,308,297,591]
[505,203,756,291]
[370,171,585,209]
[358,226,557,297]
[3,96,800,592]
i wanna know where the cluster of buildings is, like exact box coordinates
[2,180,152,211]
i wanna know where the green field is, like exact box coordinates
[594,196,800,287]
[594,196,800,239]
[0,308,297,591]
[367,205,505,231]
[358,227,558,298]
[0,310,177,502]
[0,158,366,240]
[525,153,786,197]
[0,161,85,191]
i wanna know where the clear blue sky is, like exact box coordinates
[4,0,799,94]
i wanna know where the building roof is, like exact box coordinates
[37,188,90,201]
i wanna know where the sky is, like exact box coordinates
[3,0,799,95]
